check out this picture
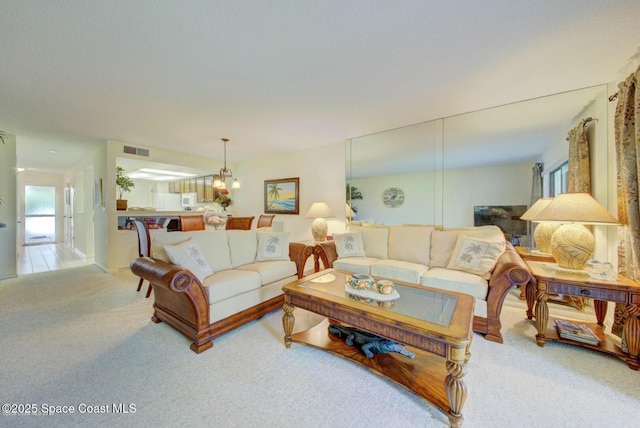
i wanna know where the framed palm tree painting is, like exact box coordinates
[264,177,299,214]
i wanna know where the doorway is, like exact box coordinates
[24,185,56,245]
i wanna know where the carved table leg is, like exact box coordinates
[282,303,295,348]
[445,347,467,428]
[623,304,640,370]
[525,280,536,320]
[464,334,473,364]
[593,299,608,326]
[534,289,549,347]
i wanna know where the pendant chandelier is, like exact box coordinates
[213,138,241,190]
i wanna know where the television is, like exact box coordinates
[473,205,528,242]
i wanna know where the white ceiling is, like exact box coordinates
[1,1,639,173]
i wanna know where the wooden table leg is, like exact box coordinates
[282,303,295,348]
[623,304,640,370]
[525,280,536,319]
[593,300,608,326]
[534,289,549,347]
[445,347,467,428]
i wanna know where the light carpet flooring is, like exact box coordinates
[1,265,639,427]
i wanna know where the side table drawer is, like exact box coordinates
[549,283,627,303]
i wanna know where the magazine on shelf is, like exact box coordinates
[554,319,600,345]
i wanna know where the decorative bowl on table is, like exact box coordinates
[347,274,374,290]
[376,280,396,295]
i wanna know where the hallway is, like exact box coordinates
[18,243,94,275]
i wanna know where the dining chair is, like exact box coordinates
[225,215,255,230]
[256,214,275,228]
[131,218,153,298]
[179,215,206,231]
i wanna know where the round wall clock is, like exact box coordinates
[382,187,404,208]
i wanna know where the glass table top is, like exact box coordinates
[298,272,457,327]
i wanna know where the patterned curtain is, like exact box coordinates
[566,123,591,309]
[529,162,543,246]
[567,121,591,193]
[613,66,640,341]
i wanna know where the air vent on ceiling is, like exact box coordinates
[123,145,150,157]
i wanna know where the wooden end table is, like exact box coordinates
[528,261,640,370]
[515,247,586,315]
[282,269,475,427]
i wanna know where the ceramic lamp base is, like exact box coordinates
[311,218,328,242]
[533,223,560,253]
[550,224,594,270]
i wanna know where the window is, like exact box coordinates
[549,161,568,197]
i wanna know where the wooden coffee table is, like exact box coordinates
[282,269,475,428]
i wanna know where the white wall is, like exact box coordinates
[442,162,532,228]
[67,144,106,268]
[234,141,346,242]
[0,134,17,280]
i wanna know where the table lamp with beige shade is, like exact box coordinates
[520,198,560,254]
[530,193,618,270]
[305,202,335,242]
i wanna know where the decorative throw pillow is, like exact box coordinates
[446,235,506,279]
[333,232,366,258]
[256,232,290,262]
[164,238,213,283]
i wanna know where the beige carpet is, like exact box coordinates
[1,266,639,427]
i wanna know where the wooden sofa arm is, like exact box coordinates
[130,257,212,344]
[314,241,339,271]
[483,242,532,343]
[289,242,314,278]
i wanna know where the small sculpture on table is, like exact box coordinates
[204,210,227,229]
[328,324,415,359]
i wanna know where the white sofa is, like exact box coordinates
[130,229,311,353]
[318,224,531,343]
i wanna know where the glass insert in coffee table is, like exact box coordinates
[300,271,457,327]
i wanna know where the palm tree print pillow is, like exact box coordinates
[446,235,506,279]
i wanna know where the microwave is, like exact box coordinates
[181,192,197,208]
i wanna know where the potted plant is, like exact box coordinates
[214,190,231,211]
[116,166,135,210]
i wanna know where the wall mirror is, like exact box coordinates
[346,84,609,238]
[347,119,441,226]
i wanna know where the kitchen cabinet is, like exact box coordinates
[196,177,205,202]
[204,175,214,202]
[168,181,181,194]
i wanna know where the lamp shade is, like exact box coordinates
[305,202,334,219]
[520,198,553,221]
[533,193,617,224]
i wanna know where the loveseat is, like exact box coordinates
[315,224,531,343]
[130,229,311,353]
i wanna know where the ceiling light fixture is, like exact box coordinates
[213,138,241,190]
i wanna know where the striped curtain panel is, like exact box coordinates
[566,124,590,309]
[567,121,591,193]
[613,66,640,346]
[529,162,543,247]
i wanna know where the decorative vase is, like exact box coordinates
[116,199,128,211]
